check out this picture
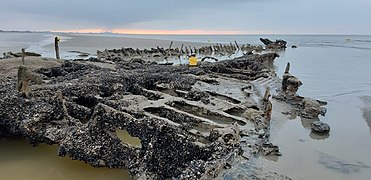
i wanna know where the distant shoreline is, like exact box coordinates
[0,30,50,33]
[1,30,370,36]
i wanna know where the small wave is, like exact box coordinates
[332,90,371,98]
[314,43,371,50]
[353,40,371,43]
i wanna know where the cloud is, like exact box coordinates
[0,0,370,34]
[0,0,253,26]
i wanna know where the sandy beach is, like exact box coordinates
[0,57,62,79]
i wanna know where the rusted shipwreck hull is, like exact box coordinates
[0,53,281,179]
[97,44,264,61]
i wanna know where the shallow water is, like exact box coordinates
[0,32,51,53]
[261,39,371,179]
[0,137,131,180]
[116,129,141,148]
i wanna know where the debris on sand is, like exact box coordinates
[2,51,41,59]
[260,38,287,50]
[274,62,327,119]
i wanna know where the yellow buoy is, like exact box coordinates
[189,55,198,66]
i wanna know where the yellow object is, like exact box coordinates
[189,56,198,66]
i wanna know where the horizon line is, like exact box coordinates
[1,29,370,36]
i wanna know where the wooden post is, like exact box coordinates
[234,41,240,50]
[167,41,173,57]
[265,101,272,121]
[263,86,271,102]
[230,42,234,50]
[180,44,184,53]
[54,37,60,59]
[162,41,174,64]
[168,41,173,50]
[21,48,25,65]
[285,62,290,73]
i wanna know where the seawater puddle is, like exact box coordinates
[0,137,131,180]
[115,129,141,148]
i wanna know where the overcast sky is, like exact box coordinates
[0,0,370,34]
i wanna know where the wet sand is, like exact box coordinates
[0,57,63,82]
[0,32,51,54]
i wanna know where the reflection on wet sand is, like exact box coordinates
[300,117,320,129]
[318,152,370,174]
[360,96,371,135]
[309,132,330,140]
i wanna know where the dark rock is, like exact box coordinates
[311,121,330,133]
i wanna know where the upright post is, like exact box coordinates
[21,48,25,65]
[167,41,173,57]
[180,44,184,53]
[234,41,240,50]
[168,41,173,50]
[285,62,290,74]
[55,37,60,59]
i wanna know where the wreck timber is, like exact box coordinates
[0,50,306,179]
[96,44,264,62]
